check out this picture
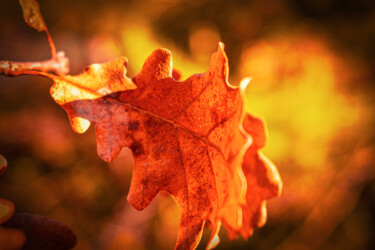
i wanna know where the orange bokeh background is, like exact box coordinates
[1,0,374,249]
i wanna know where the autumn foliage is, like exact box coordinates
[0,0,282,249]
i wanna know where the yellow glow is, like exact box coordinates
[121,24,207,79]
[241,37,360,169]
[189,23,221,60]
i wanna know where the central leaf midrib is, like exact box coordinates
[51,72,238,162]
[53,74,225,156]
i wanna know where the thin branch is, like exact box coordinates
[0,51,69,77]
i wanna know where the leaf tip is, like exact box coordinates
[70,116,91,134]
[126,194,145,211]
[240,77,251,93]
[206,221,221,250]
[139,48,173,80]
[206,234,220,250]
[96,140,124,163]
[209,42,229,80]
[217,41,225,51]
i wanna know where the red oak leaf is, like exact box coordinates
[49,42,281,249]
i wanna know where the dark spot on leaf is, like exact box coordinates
[129,121,139,130]
[145,117,162,136]
[130,141,144,156]
[141,178,148,186]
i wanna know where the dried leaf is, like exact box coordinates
[0,199,14,225]
[3,213,77,250]
[49,42,281,249]
[18,0,47,32]
[0,154,6,175]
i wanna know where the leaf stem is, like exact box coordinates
[45,29,57,60]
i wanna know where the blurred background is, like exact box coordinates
[0,0,375,249]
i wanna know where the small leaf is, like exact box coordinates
[19,0,46,32]
[0,198,14,225]
[0,154,6,175]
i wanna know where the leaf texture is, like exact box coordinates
[49,42,282,249]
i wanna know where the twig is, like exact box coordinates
[0,51,69,76]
